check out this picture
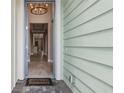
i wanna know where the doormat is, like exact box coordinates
[26,78,53,86]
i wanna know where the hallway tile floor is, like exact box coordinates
[28,55,53,78]
[12,80,73,93]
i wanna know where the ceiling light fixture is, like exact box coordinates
[29,0,48,15]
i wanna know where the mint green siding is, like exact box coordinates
[62,0,113,93]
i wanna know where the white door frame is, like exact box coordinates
[54,0,62,80]
[16,0,25,80]
[11,0,17,90]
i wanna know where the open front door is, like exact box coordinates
[24,3,29,78]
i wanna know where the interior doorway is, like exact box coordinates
[25,1,55,79]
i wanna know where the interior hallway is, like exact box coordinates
[28,54,53,78]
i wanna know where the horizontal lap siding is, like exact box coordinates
[64,28,113,47]
[62,0,113,93]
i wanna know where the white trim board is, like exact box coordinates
[54,0,62,80]
[16,0,25,80]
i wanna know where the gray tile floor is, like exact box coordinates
[12,80,73,93]
[29,55,53,78]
